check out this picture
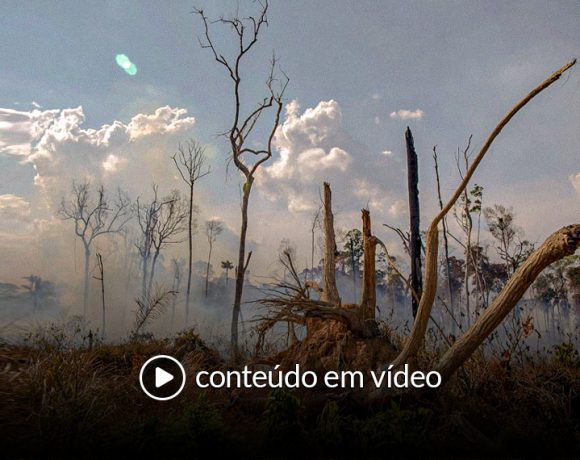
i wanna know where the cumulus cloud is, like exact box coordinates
[0,104,197,219]
[256,99,404,224]
[389,109,424,120]
[127,106,195,139]
[570,173,580,195]
[0,194,31,220]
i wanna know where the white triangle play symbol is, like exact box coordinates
[155,367,174,388]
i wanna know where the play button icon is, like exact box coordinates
[155,367,174,387]
[139,355,186,400]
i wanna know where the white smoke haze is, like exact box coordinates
[0,97,578,346]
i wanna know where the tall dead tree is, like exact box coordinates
[59,180,131,316]
[172,139,209,325]
[405,127,422,318]
[195,1,289,351]
[433,146,455,331]
[135,186,187,299]
[390,59,576,369]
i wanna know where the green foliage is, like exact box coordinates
[23,315,96,351]
[353,400,432,452]
[315,401,344,449]
[341,229,364,273]
[553,341,580,368]
[166,394,228,454]
[534,256,580,306]
[469,183,484,213]
[264,388,303,447]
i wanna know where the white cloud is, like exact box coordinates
[389,109,424,120]
[570,173,580,195]
[127,106,195,139]
[388,199,405,217]
[0,104,197,216]
[257,99,403,224]
[0,194,31,220]
[102,154,125,173]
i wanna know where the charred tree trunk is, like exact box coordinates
[321,182,341,305]
[406,127,422,318]
[361,209,377,322]
[436,224,580,380]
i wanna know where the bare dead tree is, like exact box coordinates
[204,219,224,297]
[453,135,476,327]
[432,145,455,332]
[390,59,576,370]
[135,186,187,299]
[195,1,289,351]
[405,127,422,318]
[59,179,131,316]
[172,139,210,325]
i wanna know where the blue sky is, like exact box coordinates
[0,0,579,282]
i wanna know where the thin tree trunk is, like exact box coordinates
[321,182,341,305]
[350,238,357,303]
[311,225,316,279]
[171,269,181,331]
[231,182,251,350]
[205,243,213,297]
[148,249,160,297]
[463,188,473,327]
[185,183,194,325]
[142,253,149,300]
[96,253,105,340]
[436,224,580,381]
[361,209,377,322]
[433,148,455,333]
[406,127,422,318]
[83,244,90,317]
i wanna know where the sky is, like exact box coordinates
[0,0,579,289]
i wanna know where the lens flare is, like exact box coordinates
[115,54,138,76]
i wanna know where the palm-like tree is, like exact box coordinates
[221,260,234,286]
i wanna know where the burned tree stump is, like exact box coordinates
[257,183,395,375]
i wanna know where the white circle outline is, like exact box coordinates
[139,354,186,401]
